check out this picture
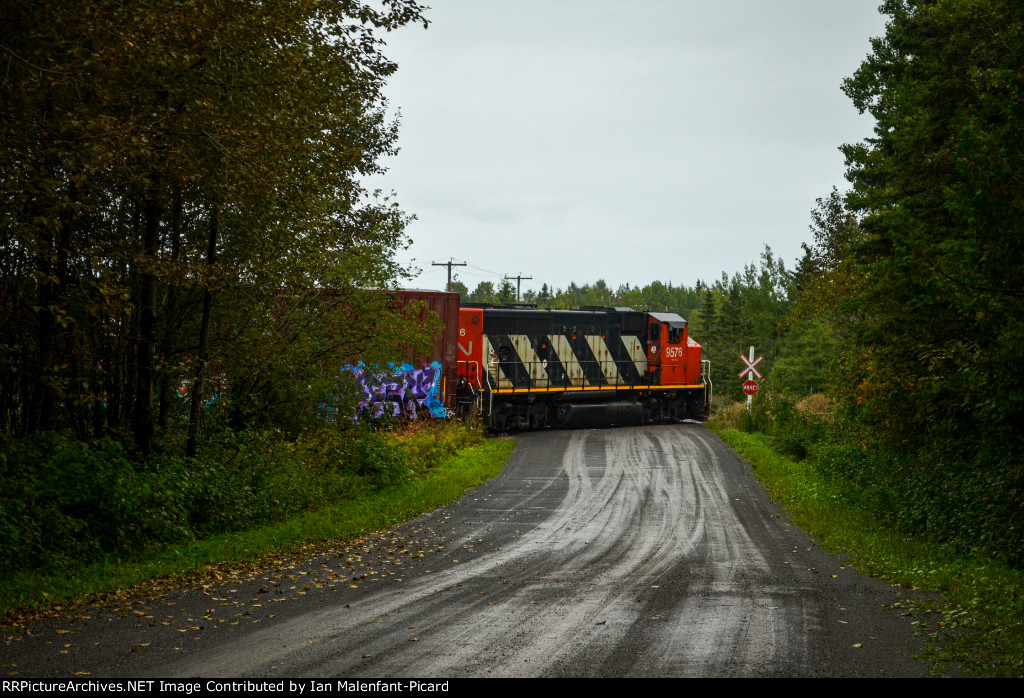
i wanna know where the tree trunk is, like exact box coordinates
[158,186,183,428]
[24,186,74,434]
[186,203,218,458]
[133,190,161,457]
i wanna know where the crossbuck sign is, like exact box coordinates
[738,353,764,380]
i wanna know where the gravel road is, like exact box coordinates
[2,424,931,677]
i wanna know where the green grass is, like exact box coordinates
[708,423,1024,677]
[0,437,515,623]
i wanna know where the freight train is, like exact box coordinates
[389,290,710,430]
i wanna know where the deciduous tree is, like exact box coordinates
[0,0,430,455]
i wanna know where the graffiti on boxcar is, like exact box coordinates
[341,360,447,420]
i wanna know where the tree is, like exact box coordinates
[449,280,469,302]
[537,283,551,307]
[496,279,517,305]
[0,0,430,455]
[841,0,1024,451]
[469,281,495,304]
[834,0,1024,563]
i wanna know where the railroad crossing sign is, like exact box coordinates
[742,379,759,396]
[738,353,764,380]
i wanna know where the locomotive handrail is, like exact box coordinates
[456,359,485,415]
[701,359,713,407]
[487,358,657,391]
[456,360,484,393]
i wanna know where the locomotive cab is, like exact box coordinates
[647,312,695,385]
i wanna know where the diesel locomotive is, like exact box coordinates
[453,304,710,430]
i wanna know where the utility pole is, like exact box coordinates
[432,259,466,293]
[504,273,533,302]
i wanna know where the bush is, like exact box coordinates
[0,432,184,572]
[746,391,821,461]
[392,421,484,475]
[0,421,483,575]
[732,390,1024,568]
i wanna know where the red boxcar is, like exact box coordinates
[392,289,461,410]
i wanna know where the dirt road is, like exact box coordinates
[2,425,930,677]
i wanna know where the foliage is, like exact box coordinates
[769,317,840,396]
[496,279,517,305]
[468,281,496,304]
[1,434,512,620]
[0,421,483,578]
[391,420,485,475]
[0,0,431,455]
[708,423,1024,677]
[729,386,1024,568]
[729,0,1024,574]
[449,280,470,302]
[691,247,795,400]
[839,0,1024,458]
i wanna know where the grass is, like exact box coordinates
[707,422,1024,677]
[0,437,515,624]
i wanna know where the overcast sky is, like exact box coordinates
[364,0,888,296]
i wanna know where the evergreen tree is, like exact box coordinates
[841,0,1024,456]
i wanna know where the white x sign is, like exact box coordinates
[738,354,764,380]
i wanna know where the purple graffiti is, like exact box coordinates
[342,361,446,420]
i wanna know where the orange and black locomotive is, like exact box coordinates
[454,304,709,430]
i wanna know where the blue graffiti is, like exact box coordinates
[340,360,447,420]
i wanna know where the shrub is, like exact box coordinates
[0,421,483,575]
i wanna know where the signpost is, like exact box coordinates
[738,346,764,410]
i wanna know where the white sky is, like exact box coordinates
[364,0,888,296]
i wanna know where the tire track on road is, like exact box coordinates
[147,425,895,678]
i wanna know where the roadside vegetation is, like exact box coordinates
[0,421,513,621]
[707,400,1024,678]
